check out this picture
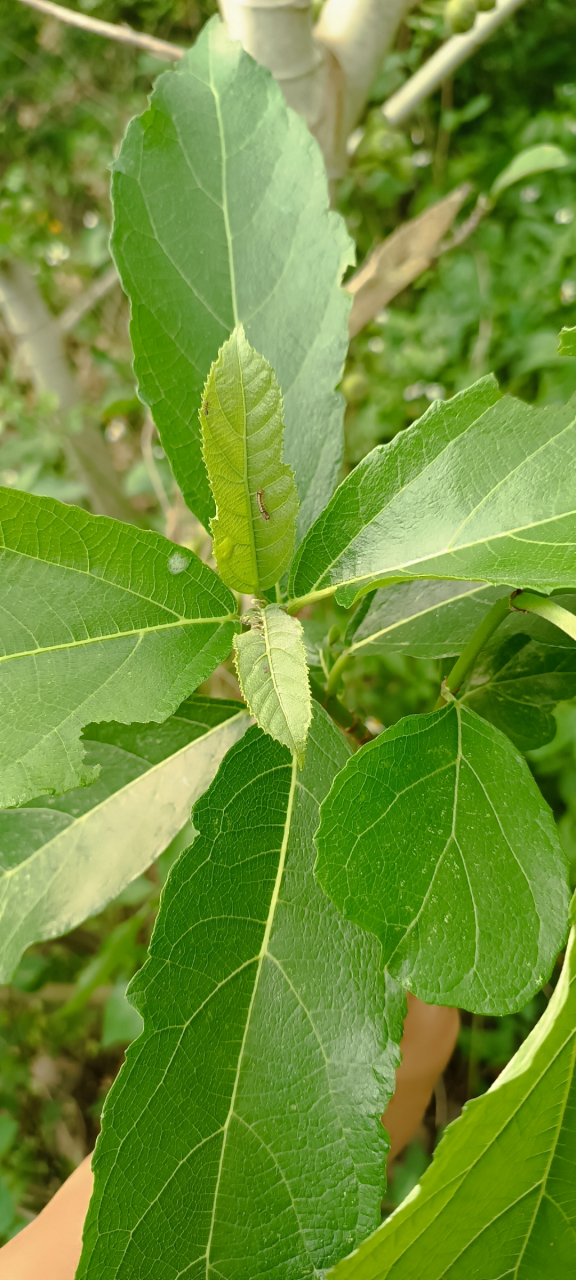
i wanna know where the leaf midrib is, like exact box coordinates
[204,752,298,1276]
[0,613,235,665]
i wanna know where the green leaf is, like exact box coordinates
[234,604,311,766]
[0,489,237,809]
[490,143,569,197]
[77,707,405,1280]
[349,580,507,659]
[559,325,576,357]
[201,326,298,593]
[0,698,249,982]
[290,378,576,607]
[315,703,570,1013]
[329,897,576,1280]
[101,980,144,1049]
[111,17,353,535]
[462,609,576,750]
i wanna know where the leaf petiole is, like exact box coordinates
[512,590,576,642]
[435,593,512,706]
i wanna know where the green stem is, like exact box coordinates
[326,649,352,698]
[285,585,338,615]
[435,593,511,707]
[512,592,576,641]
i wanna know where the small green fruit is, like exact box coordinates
[445,0,477,33]
[342,370,369,404]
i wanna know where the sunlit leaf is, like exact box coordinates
[491,143,569,197]
[111,17,353,535]
[77,707,404,1280]
[0,698,248,982]
[290,379,576,607]
[201,327,298,593]
[0,489,237,808]
[234,604,311,765]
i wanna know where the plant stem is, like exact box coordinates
[285,585,338,614]
[436,593,511,707]
[326,649,352,697]
[512,592,576,642]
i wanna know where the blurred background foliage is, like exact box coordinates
[1,0,576,1238]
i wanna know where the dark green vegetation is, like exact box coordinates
[0,0,576,1272]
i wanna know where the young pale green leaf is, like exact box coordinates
[77,707,405,1280]
[349,580,507,659]
[201,326,298,593]
[0,698,249,982]
[111,17,353,536]
[490,142,569,197]
[289,378,576,607]
[0,489,237,809]
[315,703,570,1014]
[462,611,576,750]
[559,325,576,357]
[234,604,311,766]
[329,898,576,1280]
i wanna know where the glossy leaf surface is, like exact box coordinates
[234,604,311,766]
[0,489,236,809]
[330,899,576,1280]
[77,707,405,1280]
[111,17,353,534]
[315,703,570,1013]
[201,327,298,593]
[290,378,576,606]
[0,698,248,982]
[559,325,576,357]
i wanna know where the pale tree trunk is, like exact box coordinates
[219,0,413,177]
[0,259,143,524]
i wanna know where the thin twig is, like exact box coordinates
[14,0,185,61]
[58,264,119,333]
[382,0,530,126]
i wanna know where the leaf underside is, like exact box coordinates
[77,707,405,1280]
[111,16,353,536]
[201,326,298,593]
[0,698,249,982]
[290,376,576,605]
[234,604,311,766]
[315,703,570,1014]
[330,900,576,1280]
[0,489,236,809]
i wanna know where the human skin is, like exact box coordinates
[0,996,459,1279]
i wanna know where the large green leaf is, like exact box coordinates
[201,327,298,593]
[234,604,311,765]
[315,703,570,1013]
[77,707,405,1280]
[289,378,576,607]
[111,17,353,535]
[0,489,237,809]
[330,897,576,1280]
[559,325,576,357]
[0,698,248,982]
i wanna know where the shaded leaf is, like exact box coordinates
[462,606,576,750]
[330,898,576,1280]
[0,489,237,808]
[491,143,569,197]
[0,698,248,982]
[234,604,311,765]
[349,580,506,659]
[77,707,405,1280]
[315,703,569,1013]
[111,17,353,535]
[201,327,298,593]
[289,379,576,607]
